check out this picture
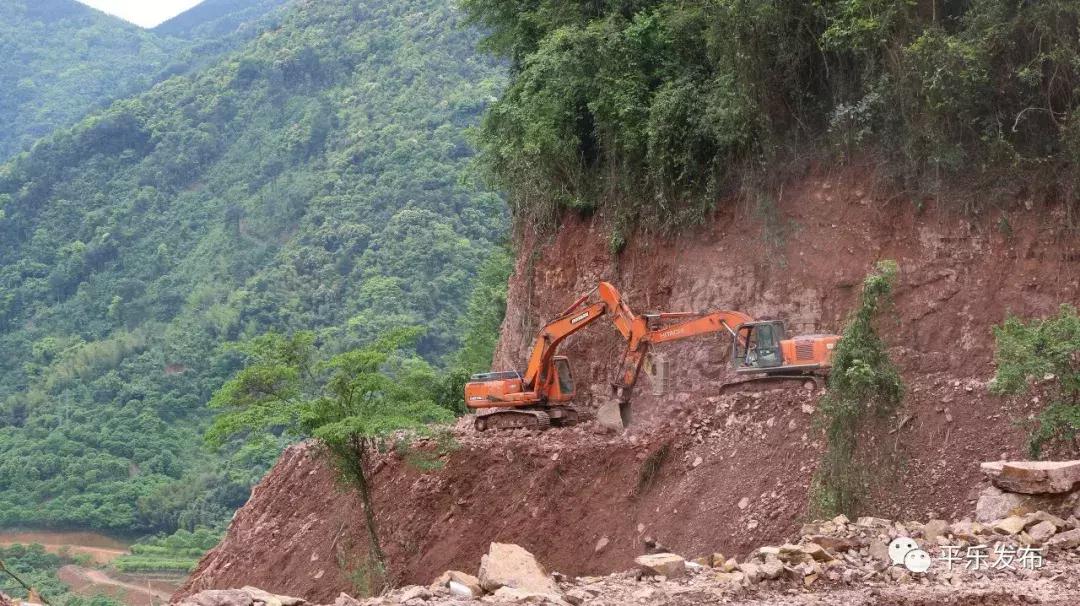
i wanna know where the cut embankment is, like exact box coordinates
[178,164,1080,602]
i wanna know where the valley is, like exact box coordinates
[2,1,1080,605]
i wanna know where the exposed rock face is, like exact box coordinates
[178,167,1080,602]
[981,461,1080,494]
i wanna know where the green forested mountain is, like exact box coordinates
[0,0,505,533]
[0,0,294,160]
[154,0,290,39]
[0,0,178,158]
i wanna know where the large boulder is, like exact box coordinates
[1046,528,1080,551]
[478,543,562,600]
[980,460,1080,494]
[634,553,686,578]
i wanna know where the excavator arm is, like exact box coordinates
[520,281,635,392]
[610,309,755,404]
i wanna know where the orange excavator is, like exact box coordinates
[464,282,839,431]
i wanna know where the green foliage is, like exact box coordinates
[113,527,222,573]
[0,543,122,606]
[153,0,289,39]
[449,245,514,374]
[811,260,904,517]
[427,244,515,415]
[0,0,505,534]
[991,305,1080,457]
[464,0,1080,233]
[207,328,453,449]
[207,328,455,593]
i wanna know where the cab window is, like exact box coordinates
[555,358,574,395]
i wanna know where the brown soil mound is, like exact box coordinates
[178,164,1079,601]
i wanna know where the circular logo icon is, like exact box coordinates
[903,549,932,573]
[888,537,919,566]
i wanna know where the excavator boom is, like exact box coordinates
[464,282,634,430]
[520,282,630,389]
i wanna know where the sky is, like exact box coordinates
[76,0,206,28]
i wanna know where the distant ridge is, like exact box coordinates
[154,0,289,37]
[23,0,97,21]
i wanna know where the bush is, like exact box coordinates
[991,305,1080,457]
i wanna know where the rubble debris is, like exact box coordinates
[177,589,259,606]
[430,571,483,598]
[180,508,1080,605]
[974,485,1079,522]
[642,536,670,554]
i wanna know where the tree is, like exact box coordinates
[991,305,1080,457]
[205,328,452,591]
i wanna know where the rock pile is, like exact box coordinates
[177,506,1080,606]
[177,587,307,606]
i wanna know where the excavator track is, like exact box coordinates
[718,374,823,395]
[474,409,552,432]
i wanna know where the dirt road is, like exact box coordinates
[58,565,180,606]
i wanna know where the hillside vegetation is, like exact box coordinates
[154,0,289,38]
[0,0,291,161]
[0,0,505,534]
[464,0,1080,241]
[0,0,177,159]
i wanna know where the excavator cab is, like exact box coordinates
[732,321,786,370]
[545,356,576,401]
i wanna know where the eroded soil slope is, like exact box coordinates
[178,165,1079,601]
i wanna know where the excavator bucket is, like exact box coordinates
[597,399,632,432]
